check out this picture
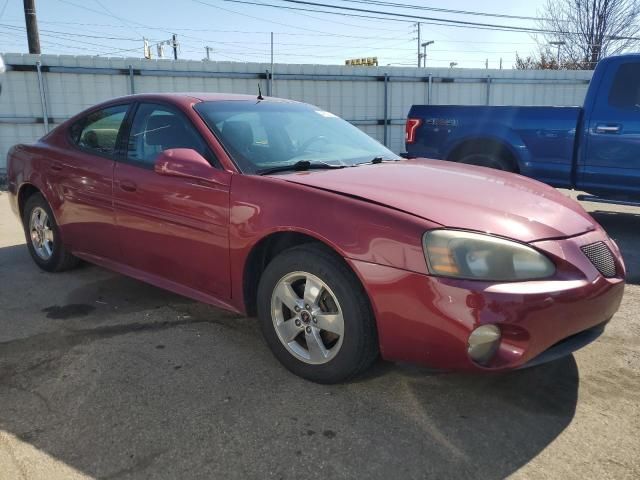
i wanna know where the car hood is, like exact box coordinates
[278,159,596,243]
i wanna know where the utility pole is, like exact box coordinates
[421,41,434,68]
[172,34,178,60]
[549,41,566,67]
[270,32,274,96]
[205,46,212,61]
[23,0,41,54]
[416,22,421,68]
[499,58,503,70]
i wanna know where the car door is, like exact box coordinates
[113,102,231,298]
[54,103,131,260]
[580,61,640,197]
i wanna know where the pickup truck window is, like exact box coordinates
[608,63,640,110]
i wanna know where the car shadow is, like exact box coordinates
[590,210,640,285]
[0,243,579,480]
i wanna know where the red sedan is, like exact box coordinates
[7,93,625,383]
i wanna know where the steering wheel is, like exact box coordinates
[297,135,330,153]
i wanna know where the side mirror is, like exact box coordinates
[154,148,217,183]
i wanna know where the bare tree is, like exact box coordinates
[516,0,640,69]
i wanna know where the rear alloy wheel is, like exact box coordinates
[29,206,54,261]
[22,193,80,272]
[257,244,378,383]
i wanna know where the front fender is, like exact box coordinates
[228,174,438,310]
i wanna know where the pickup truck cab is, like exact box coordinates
[405,54,640,204]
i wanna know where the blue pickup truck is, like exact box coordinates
[405,54,640,206]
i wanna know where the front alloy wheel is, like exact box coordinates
[271,271,345,365]
[257,244,378,384]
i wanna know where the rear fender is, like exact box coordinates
[10,144,62,228]
[444,127,530,172]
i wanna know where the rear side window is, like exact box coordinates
[70,104,129,156]
[608,63,640,110]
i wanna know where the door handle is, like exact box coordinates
[50,161,63,171]
[595,124,621,134]
[119,180,137,192]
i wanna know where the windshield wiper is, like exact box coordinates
[355,156,403,166]
[256,160,345,175]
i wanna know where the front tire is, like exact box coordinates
[22,193,80,272]
[257,244,378,383]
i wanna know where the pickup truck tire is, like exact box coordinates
[22,193,80,272]
[458,153,514,172]
[257,244,378,384]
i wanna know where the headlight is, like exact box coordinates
[423,230,555,281]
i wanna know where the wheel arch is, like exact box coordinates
[445,135,524,173]
[17,183,43,219]
[242,230,359,317]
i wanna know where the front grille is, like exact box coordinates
[581,242,617,278]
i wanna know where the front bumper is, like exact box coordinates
[348,229,625,371]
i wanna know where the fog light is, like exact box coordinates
[468,325,501,365]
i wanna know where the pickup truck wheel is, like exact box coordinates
[22,193,80,272]
[458,153,513,172]
[257,244,378,384]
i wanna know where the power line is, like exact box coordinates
[218,0,640,40]
[332,0,553,22]
[0,23,141,41]
[191,0,378,37]
[2,18,413,40]
[92,0,142,37]
[206,0,543,33]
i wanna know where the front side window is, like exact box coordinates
[608,63,640,110]
[70,104,129,156]
[126,103,216,168]
[194,100,398,173]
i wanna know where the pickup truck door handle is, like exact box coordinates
[118,180,137,192]
[50,161,63,171]
[595,124,621,134]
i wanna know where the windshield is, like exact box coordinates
[194,100,399,174]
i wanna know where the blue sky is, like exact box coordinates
[0,0,549,68]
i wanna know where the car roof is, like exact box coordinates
[104,92,301,105]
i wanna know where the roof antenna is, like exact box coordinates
[257,83,264,101]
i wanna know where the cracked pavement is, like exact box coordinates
[0,190,639,480]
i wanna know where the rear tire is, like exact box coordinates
[458,153,514,172]
[22,193,80,272]
[257,244,378,384]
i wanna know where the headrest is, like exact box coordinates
[221,121,254,151]
[145,115,185,147]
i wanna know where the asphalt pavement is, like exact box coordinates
[0,190,638,480]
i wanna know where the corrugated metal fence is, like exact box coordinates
[0,53,594,172]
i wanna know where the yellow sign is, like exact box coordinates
[345,57,378,66]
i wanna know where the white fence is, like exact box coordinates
[0,53,594,172]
